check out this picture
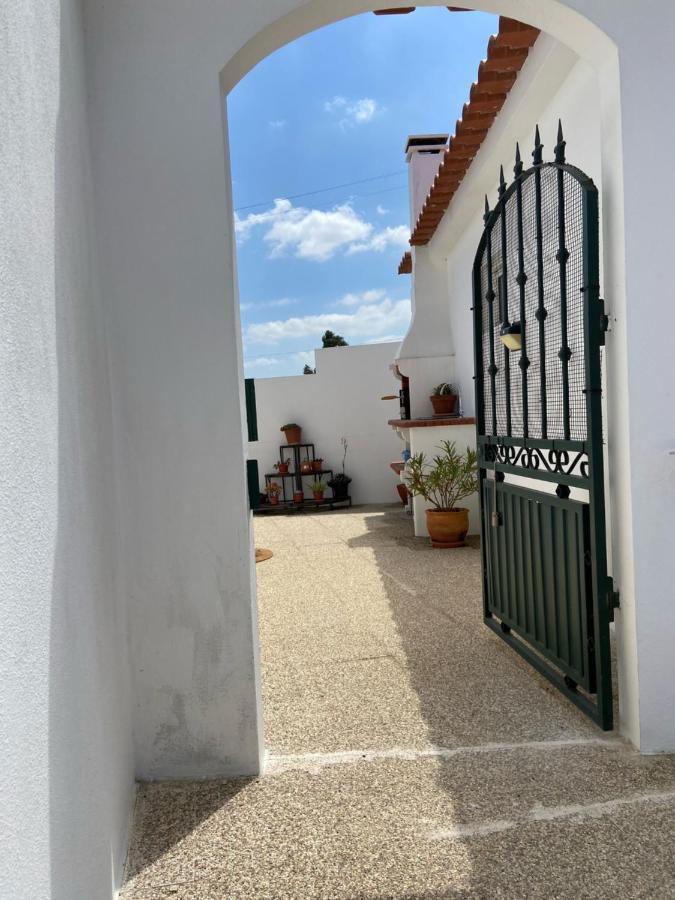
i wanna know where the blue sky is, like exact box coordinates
[229,8,498,378]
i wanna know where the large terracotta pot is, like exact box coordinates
[430,393,458,417]
[282,426,302,444]
[426,508,469,548]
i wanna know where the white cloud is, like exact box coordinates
[376,205,390,216]
[324,96,381,127]
[245,295,411,346]
[338,288,387,307]
[269,119,287,130]
[347,225,410,255]
[235,199,407,262]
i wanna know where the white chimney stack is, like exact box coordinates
[405,134,448,226]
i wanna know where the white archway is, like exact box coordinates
[219,1,637,748]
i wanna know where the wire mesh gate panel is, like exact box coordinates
[472,124,615,729]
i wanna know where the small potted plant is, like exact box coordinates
[293,489,304,505]
[280,423,302,444]
[327,436,352,501]
[274,460,289,475]
[267,482,282,506]
[312,457,324,473]
[404,440,478,548]
[430,382,459,417]
[311,480,326,502]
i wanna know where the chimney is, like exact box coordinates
[405,134,448,226]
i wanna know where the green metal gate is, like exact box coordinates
[472,124,617,729]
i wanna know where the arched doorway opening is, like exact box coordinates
[219,1,634,753]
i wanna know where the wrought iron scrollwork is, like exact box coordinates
[481,441,589,484]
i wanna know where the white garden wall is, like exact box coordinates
[249,342,404,504]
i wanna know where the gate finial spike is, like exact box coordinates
[533,125,543,165]
[514,142,523,177]
[554,119,566,164]
[498,164,506,198]
[484,194,490,223]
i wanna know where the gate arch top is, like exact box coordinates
[220,1,617,94]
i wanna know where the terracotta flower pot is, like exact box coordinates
[282,426,302,444]
[269,495,279,506]
[312,491,324,502]
[277,462,289,474]
[293,490,304,504]
[425,508,469,548]
[430,393,459,417]
[396,483,409,506]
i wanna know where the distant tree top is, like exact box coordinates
[321,330,348,348]
[303,363,316,375]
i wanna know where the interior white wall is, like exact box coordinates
[250,343,404,504]
[0,2,134,898]
[83,0,264,780]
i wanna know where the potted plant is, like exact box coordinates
[311,480,326,502]
[267,482,282,506]
[293,489,304,505]
[274,460,289,475]
[327,436,352,501]
[430,382,459,417]
[312,457,323,473]
[404,440,478,548]
[280,423,302,444]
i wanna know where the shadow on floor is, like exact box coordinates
[344,507,604,792]
[123,777,255,885]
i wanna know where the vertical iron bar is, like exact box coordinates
[472,237,492,625]
[498,166,512,436]
[555,123,571,439]
[484,198,498,434]
[514,144,529,437]
[533,127,547,438]
[581,180,613,730]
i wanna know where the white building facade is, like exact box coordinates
[2,2,675,898]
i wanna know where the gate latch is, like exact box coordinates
[607,576,620,622]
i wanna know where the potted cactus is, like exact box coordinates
[430,382,459,417]
[311,480,326,502]
[404,441,478,548]
[281,423,302,444]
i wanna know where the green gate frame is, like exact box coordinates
[472,124,616,730]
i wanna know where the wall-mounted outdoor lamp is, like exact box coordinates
[499,321,522,351]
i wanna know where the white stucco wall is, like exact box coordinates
[83,0,264,781]
[0,2,134,898]
[249,342,404,504]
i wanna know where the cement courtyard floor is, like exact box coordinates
[122,506,675,899]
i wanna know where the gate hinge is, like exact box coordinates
[607,576,620,622]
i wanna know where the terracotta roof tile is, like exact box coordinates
[409,16,539,247]
[398,251,412,275]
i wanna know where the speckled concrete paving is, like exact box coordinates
[122,506,675,899]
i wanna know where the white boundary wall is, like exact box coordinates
[249,343,404,505]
